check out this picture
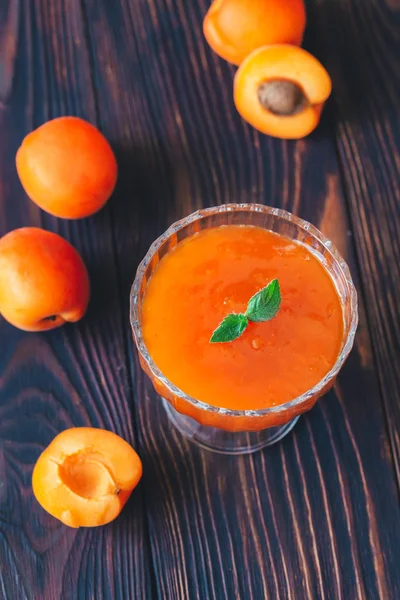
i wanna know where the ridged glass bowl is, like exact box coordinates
[130,204,358,454]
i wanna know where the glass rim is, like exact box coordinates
[130,203,359,419]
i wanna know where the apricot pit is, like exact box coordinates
[257,80,309,117]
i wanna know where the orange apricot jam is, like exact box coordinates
[141,225,343,412]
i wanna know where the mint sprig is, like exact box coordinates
[210,279,281,344]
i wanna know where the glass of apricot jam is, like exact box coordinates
[131,204,358,454]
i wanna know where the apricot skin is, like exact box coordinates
[204,0,306,65]
[16,117,117,219]
[0,228,90,331]
[32,428,143,528]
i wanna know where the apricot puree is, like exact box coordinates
[141,225,343,411]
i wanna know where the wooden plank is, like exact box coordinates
[0,1,154,598]
[83,0,400,598]
[310,0,400,487]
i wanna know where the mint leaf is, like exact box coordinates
[209,279,281,344]
[245,279,281,323]
[210,313,248,343]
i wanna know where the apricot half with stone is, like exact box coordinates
[234,45,332,139]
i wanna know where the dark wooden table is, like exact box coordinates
[1,0,400,598]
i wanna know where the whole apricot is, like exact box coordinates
[203,0,306,65]
[32,428,143,528]
[234,45,332,139]
[16,117,117,219]
[0,228,90,331]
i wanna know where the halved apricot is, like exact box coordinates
[234,45,332,139]
[32,428,142,528]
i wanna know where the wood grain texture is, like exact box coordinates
[81,0,400,598]
[311,0,400,487]
[1,0,400,599]
[0,1,154,599]
[0,0,20,107]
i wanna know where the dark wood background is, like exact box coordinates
[1,0,400,598]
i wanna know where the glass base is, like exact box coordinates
[162,399,299,455]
